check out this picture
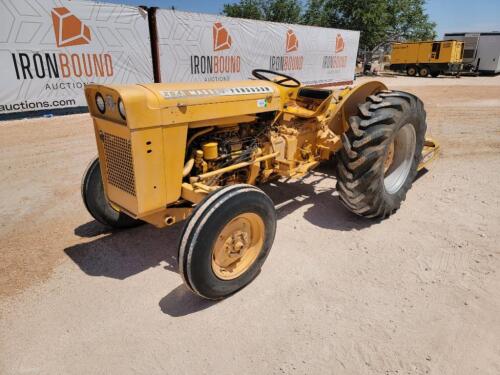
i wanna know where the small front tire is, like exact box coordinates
[81,157,142,229]
[178,184,277,300]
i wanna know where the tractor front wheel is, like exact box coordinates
[81,157,143,228]
[178,184,276,300]
[336,91,426,218]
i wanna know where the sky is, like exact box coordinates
[106,0,500,38]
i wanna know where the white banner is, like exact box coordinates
[156,9,359,86]
[0,0,153,114]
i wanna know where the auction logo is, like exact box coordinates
[190,22,240,79]
[269,29,303,71]
[11,6,114,83]
[285,29,298,52]
[213,22,232,51]
[335,33,345,53]
[322,33,347,70]
[51,7,91,47]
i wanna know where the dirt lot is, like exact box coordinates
[1,75,499,375]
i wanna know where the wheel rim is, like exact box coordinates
[408,68,416,75]
[383,123,416,194]
[211,212,265,280]
[383,142,395,173]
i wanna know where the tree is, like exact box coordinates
[301,0,324,26]
[302,0,435,50]
[386,0,436,42]
[223,0,302,24]
[264,0,302,23]
[223,0,264,20]
[304,0,389,50]
[224,0,436,51]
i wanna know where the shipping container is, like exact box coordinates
[444,32,500,74]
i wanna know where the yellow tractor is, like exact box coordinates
[82,69,438,299]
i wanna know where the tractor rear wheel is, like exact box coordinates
[336,91,426,218]
[81,157,143,228]
[178,184,276,300]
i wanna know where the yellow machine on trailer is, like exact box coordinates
[82,69,438,299]
[390,40,464,77]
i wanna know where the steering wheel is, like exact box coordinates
[252,69,301,88]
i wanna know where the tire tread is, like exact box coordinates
[335,91,426,218]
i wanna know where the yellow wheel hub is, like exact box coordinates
[211,212,265,280]
[384,141,395,174]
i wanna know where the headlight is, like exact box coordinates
[95,93,105,114]
[118,98,126,120]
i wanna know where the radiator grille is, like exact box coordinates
[101,132,136,196]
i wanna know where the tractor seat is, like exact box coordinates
[297,87,332,100]
[284,87,334,118]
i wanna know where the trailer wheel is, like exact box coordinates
[178,184,276,300]
[336,91,426,218]
[419,66,430,77]
[81,157,143,228]
[406,65,417,76]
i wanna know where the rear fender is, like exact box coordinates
[328,81,388,135]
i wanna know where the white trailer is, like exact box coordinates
[444,32,500,74]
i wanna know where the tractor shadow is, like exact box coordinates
[264,180,374,231]
[158,284,219,317]
[264,164,429,231]
[65,221,221,316]
[65,221,182,280]
[65,164,427,316]
[262,165,379,231]
[65,166,372,279]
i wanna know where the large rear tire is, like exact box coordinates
[81,157,143,228]
[178,184,276,300]
[336,91,426,218]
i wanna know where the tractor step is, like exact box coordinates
[418,138,440,171]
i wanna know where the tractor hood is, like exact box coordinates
[140,80,280,107]
[85,80,283,130]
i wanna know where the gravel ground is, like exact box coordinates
[1,75,499,375]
